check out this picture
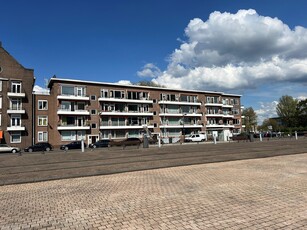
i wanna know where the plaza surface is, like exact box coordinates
[0,142,306,229]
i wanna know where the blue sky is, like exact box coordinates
[1,0,307,123]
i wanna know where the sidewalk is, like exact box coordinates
[0,152,306,229]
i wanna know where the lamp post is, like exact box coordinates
[163,95,166,138]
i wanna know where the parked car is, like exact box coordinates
[24,142,53,152]
[185,134,207,142]
[109,137,142,148]
[89,140,110,148]
[0,144,21,153]
[60,141,87,150]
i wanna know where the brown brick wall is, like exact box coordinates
[0,45,35,149]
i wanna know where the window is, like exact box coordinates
[0,97,2,109]
[10,98,22,110]
[38,100,48,110]
[61,131,76,141]
[101,89,108,98]
[38,131,48,142]
[11,132,21,143]
[91,95,96,100]
[11,82,22,93]
[11,115,21,127]
[76,87,85,97]
[91,123,97,129]
[77,131,86,140]
[0,81,2,91]
[61,85,74,95]
[38,116,48,126]
[76,102,85,110]
[91,109,97,115]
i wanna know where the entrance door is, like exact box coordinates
[88,135,99,145]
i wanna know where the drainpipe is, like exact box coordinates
[32,88,35,145]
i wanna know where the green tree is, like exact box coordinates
[242,107,257,132]
[276,95,298,127]
[135,80,164,88]
[259,118,280,131]
[296,99,307,127]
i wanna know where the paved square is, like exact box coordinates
[0,153,307,229]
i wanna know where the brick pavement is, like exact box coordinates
[0,153,306,229]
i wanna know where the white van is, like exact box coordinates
[185,134,207,142]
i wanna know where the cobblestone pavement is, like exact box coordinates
[0,153,306,230]
[1,138,307,185]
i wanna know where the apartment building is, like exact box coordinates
[43,77,243,147]
[0,43,35,149]
[0,43,243,148]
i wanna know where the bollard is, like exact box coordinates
[295,131,298,140]
[81,139,85,152]
[259,133,262,142]
[213,135,217,144]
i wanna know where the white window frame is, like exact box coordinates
[38,116,48,126]
[11,132,21,143]
[38,131,48,142]
[12,82,22,93]
[38,100,48,110]
[75,87,85,97]
[11,115,21,127]
[0,81,2,92]
[10,98,22,110]
[0,97,2,109]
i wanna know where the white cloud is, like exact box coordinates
[137,63,162,78]
[255,101,278,124]
[139,9,307,91]
[116,80,132,85]
[33,85,49,94]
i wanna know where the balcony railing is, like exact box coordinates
[7,126,26,131]
[57,94,90,100]
[57,109,90,115]
[7,107,26,114]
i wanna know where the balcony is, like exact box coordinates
[205,102,223,107]
[159,112,202,117]
[159,124,202,129]
[100,124,154,130]
[100,110,153,116]
[7,126,26,131]
[98,97,153,104]
[7,108,26,114]
[205,112,224,117]
[158,100,201,106]
[7,92,26,98]
[57,94,90,101]
[57,125,91,131]
[57,109,90,115]
[222,104,234,108]
[222,112,234,118]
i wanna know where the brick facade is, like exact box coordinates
[0,44,35,149]
[0,43,243,149]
